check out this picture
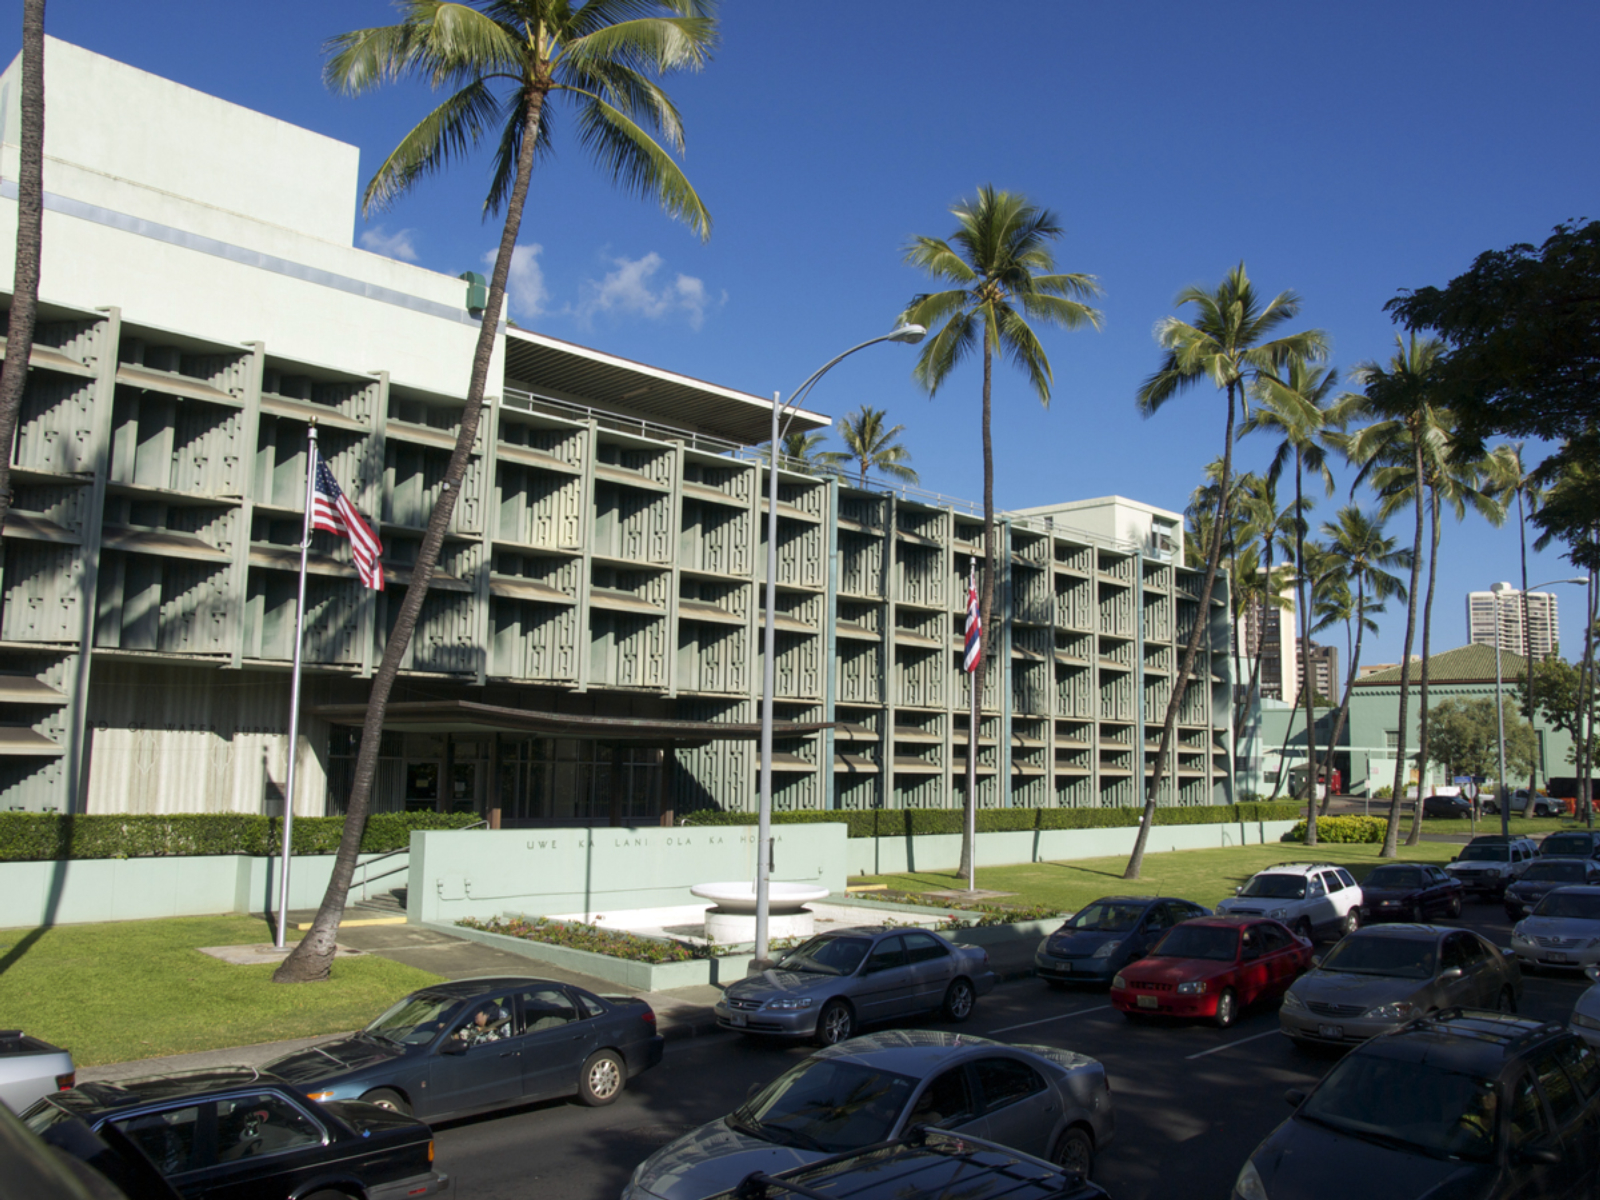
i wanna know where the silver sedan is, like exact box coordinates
[1279,924,1520,1048]
[713,927,997,1044]
[623,1030,1115,1200]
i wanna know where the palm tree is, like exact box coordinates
[1124,265,1326,878]
[1244,357,1341,841]
[900,185,1102,882]
[1309,506,1409,809]
[830,405,919,488]
[275,0,717,984]
[765,429,832,475]
[1341,333,1446,857]
[1486,443,1549,795]
[0,0,47,537]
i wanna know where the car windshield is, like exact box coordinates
[776,936,871,976]
[1151,925,1237,961]
[1239,874,1306,899]
[1534,892,1600,920]
[732,1059,917,1153]
[1064,902,1146,933]
[364,993,462,1045]
[1366,867,1423,889]
[1300,1054,1499,1161]
[1544,836,1594,857]
[1318,936,1437,979]
[1459,846,1510,862]
[1523,862,1587,882]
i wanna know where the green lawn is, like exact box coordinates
[0,915,443,1067]
[854,840,1463,916]
[1410,815,1581,837]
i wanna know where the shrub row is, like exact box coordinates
[0,811,481,862]
[682,801,1300,838]
[458,915,711,963]
[1283,815,1390,844]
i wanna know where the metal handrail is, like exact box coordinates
[355,818,487,902]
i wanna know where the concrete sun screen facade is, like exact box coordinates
[0,38,1235,827]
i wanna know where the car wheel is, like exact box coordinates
[578,1049,626,1106]
[303,1192,355,1200]
[814,999,855,1046]
[1213,988,1239,1029]
[1050,1126,1094,1178]
[360,1089,411,1116]
[943,978,976,1022]
[1498,986,1517,1014]
[1485,802,1499,815]
[1448,895,1463,918]
[1340,909,1360,937]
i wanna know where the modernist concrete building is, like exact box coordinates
[0,39,1234,824]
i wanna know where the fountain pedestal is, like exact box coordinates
[689,881,831,944]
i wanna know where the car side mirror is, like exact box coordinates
[1439,967,1463,981]
[1450,855,1458,863]
[1311,955,1322,968]
[439,1039,469,1056]
[1234,886,1243,895]
[1284,1088,1307,1108]
[1586,965,1600,984]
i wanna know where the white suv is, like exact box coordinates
[1216,862,1363,942]
[1445,835,1539,897]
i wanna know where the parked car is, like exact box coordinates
[1279,926,1520,1049]
[1235,1011,1600,1200]
[1422,793,1474,819]
[1,1099,181,1200]
[1539,830,1600,860]
[1110,916,1312,1028]
[697,1126,1110,1200]
[624,1030,1115,1200]
[713,927,997,1045]
[1358,863,1465,923]
[1505,858,1600,920]
[1445,836,1539,899]
[1215,862,1363,941]
[1569,965,1600,1050]
[1484,788,1563,817]
[265,975,662,1120]
[22,1069,446,1200]
[0,1030,74,1114]
[1510,886,1600,974]
[1033,896,1210,987]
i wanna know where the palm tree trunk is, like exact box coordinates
[1580,568,1597,825]
[1518,484,1538,795]
[0,0,48,539]
[1266,686,1306,802]
[274,89,548,983]
[1295,454,1318,846]
[1126,381,1236,878]
[1406,487,1443,847]
[1318,584,1366,813]
[1382,434,1427,859]
[960,337,996,884]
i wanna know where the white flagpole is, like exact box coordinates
[274,424,318,950]
[967,555,979,893]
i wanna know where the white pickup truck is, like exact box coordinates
[0,1030,74,1113]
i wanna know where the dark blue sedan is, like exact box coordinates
[266,976,663,1122]
[1034,896,1210,986]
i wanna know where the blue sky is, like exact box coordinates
[9,1,1599,666]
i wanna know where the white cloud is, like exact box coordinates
[483,243,550,320]
[577,252,719,330]
[358,225,420,262]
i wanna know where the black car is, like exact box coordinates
[1540,831,1600,860]
[1236,1010,1600,1200]
[1505,859,1600,920]
[22,1069,445,1200]
[1359,863,1465,923]
[1033,896,1210,987]
[267,976,663,1121]
[1422,794,1473,819]
[704,1126,1109,1200]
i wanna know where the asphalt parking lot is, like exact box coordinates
[428,900,1592,1200]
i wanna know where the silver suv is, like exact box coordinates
[1215,862,1363,942]
[1444,835,1538,897]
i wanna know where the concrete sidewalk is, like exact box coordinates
[79,917,1041,1084]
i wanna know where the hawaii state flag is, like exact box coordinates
[963,559,981,673]
[311,451,384,591]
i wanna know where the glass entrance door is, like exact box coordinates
[405,760,441,812]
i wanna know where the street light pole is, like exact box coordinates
[1495,577,1586,835]
[754,323,925,967]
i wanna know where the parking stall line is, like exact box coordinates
[1184,1028,1282,1061]
[990,1006,1112,1034]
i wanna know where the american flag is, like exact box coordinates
[963,559,981,673]
[311,451,384,591]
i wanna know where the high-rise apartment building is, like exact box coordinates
[1466,585,1560,660]
[1234,576,1298,702]
[1306,643,1339,703]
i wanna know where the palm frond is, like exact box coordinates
[903,237,976,286]
[570,89,711,238]
[361,80,506,215]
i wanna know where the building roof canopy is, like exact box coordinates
[1352,643,1530,687]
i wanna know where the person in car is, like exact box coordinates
[453,1004,510,1045]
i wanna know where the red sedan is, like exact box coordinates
[1109,916,1312,1028]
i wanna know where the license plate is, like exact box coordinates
[1137,994,1158,1009]
[1545,953,1572,964]
[1059,963,1072,974]
[1318,1024,1344,1039]
[729,1012,747,1026]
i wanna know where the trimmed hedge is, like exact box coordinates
[1284,815,1389,844]
[682,802,1301,839]
[0,812,481,862]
